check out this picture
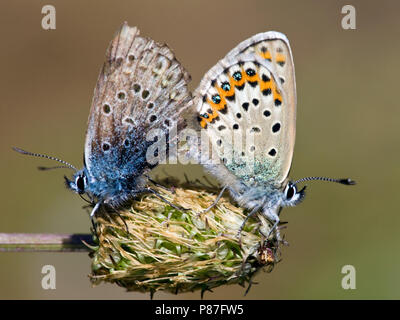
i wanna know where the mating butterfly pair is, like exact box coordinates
[15,23,354,236]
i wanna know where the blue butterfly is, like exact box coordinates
[192,31,355,239]
[14,23,191,224]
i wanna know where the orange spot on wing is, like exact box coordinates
[200,78,235,127]
[260,78,272,91]
[244,70,260,83]
[231,72,245,87]
[259,73,282,103]
[274,88,282,102]
[276,53,286,64]
[217,78,235,97]
[207,97,226,112]
[260,51,272,60]
[200,108,219,126]
[209,110,219,122]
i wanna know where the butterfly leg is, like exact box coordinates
[183,173,216,190]
[147,187,189,212]
[266,220,280,240]
[90,201,101,217]
[146,176,175,193]
[90,215,97,235]
[237,206,260,245]
[89,201,102,236]
[196,186,228,217]
[244,277,259,296]
[90,200,130,234]
[262,209,281,241]
[113,209,129,234]
[202,175,219,189]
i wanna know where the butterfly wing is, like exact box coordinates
[84,23,191,196]
[195,32,296,189]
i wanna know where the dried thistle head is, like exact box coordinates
[89,183,283,296]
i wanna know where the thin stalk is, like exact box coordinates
[0,233,95,252]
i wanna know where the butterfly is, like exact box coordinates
[14,22,192,222]
[192,31,355,237]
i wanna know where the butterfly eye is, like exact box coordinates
[286,185,296,200]
[76,175,85,194]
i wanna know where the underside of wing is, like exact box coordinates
[85,23,192,183]
[194,32,296,188]
[227,32,297,185]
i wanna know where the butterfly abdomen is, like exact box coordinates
[228,183,282,212]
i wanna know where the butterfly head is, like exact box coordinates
[280,177,356,208]
[64,170,88,195]
[281,181,306,207]
[13,147,92,197]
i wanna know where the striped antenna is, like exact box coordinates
[293,176,356,186]
[13,147,77,171]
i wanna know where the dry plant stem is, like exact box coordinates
[0,233,94,252]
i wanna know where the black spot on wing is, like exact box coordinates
[235,84,245,91]
[220,104,228,114]
[272,123,281,133]
[248,81,258,88]
[262,74,270,82]
[262,88,272,96]
[218,125,226,131]
[210,116,220,124]
[263,110,271,117]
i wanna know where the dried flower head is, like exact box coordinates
[89,182,282,296]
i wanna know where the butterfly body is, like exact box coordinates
[202,149,305,230]
[67,154,149,208]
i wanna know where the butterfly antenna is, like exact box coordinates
[13,147,77,171]
[293,176,356,186]
[38,165,73,171]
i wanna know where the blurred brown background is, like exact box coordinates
[1,0,399,299]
